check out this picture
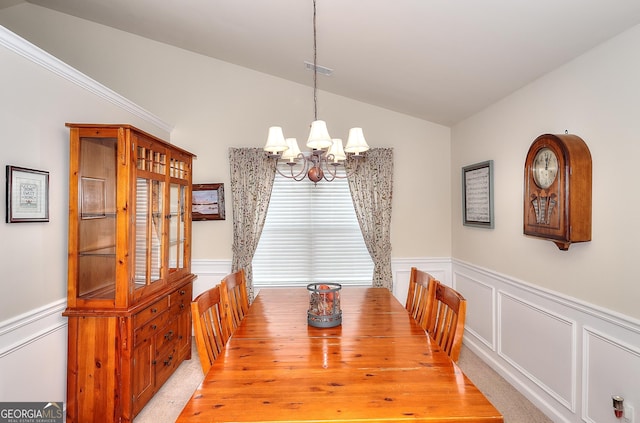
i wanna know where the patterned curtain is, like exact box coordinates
[346,148,394,290]
[228,147,275,300]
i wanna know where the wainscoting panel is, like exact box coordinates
[499,292,576,411]
[0,299,67,401]
[455,273,496,350]
[454,259,640,423]
[582,327,640,423]
[191,259,233,298]
[390,257,452,305]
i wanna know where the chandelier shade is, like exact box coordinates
[281,138,302,162]
[264,126,288,156]
[345,128,369,155]
[327,139,346,163]
[306,120,333,149]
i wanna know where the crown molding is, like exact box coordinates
[0,25,173,134]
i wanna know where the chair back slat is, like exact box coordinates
[425,282,466,362]
[406,267,437,329]
[220,269,250,334]
[191,285,230,374]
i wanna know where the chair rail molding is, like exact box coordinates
[0,299,67,358]
[0,299,67,402]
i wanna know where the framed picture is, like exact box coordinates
[6,165,50,223]
[192,183,225,221]
[462,160,494,228]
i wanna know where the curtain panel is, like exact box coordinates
[228,147,275,300]
[346,148,394,290]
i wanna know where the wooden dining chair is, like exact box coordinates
[405,267,437,328]
[424,282,467,362]
[220,268,250,334]
[191,285,230,374]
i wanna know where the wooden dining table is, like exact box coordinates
[177,287,503,422]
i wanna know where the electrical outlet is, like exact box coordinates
[623,403,635,423]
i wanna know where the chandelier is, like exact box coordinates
[263,0,369,183]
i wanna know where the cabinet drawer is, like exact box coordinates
[133,311,170,347]
[133,297,169,328]
[155,318,179,354]
[169,285,192,313]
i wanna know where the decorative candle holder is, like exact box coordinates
[307,283,342,328]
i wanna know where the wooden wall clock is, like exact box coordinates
[523,133,592,250]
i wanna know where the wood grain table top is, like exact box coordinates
[177,287,503,422]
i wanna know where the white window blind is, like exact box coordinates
[252,165,374,287]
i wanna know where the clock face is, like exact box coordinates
[532,147,558,189]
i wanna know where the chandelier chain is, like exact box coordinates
[312,0,318,121]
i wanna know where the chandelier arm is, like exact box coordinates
[320,155,362,180]
[275,156,309,181]
[322,155,340,181]
[322,165,338,182]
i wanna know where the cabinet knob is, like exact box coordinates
[151,308,158,313]
[164,355,173,366]
[165,330,174,340]
[180,303,185,310]
[180,290,186,295]
[151,324,157,330]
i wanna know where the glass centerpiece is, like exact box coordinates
[307,283,342,328]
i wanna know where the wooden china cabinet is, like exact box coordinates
[63,124,197,423]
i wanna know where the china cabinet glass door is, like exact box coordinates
[134,143,167,292]
[134,178,164,288]
[169,183,185,273]
[168,156,189,275]
[77,137,117,299]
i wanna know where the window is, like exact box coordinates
[252,166,374,287]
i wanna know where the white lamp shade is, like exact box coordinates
[281,138,302,162]
[344,127,370,154]
[306,120,333,150]
[264,126,288,154]
[327,139,346,162]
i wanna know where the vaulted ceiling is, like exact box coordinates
[6,0,640,125]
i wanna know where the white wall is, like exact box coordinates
[451,23,640,423]
[451,23,640,323]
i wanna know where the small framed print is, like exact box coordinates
[6,165,50,223]
[192,183,225,221]
[462,160,494,229]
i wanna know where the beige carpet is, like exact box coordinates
[457,346,553,423]
[135,342,553,422]
[134,345,204,423]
